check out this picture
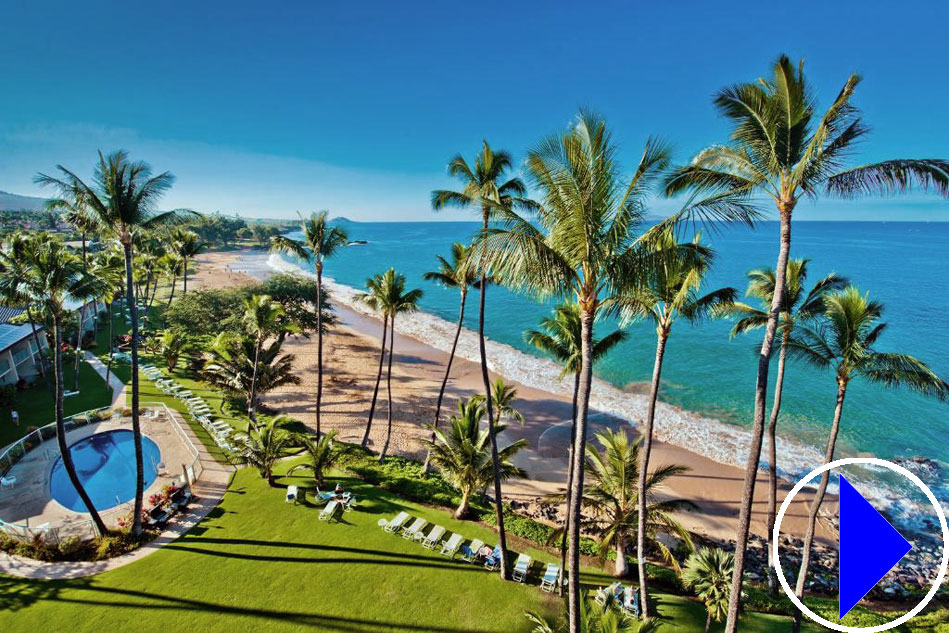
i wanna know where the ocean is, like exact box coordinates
[265,220,949,528]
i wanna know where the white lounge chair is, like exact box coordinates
[381,512,409,533]
[512,553,531,582]
[319,499,339,521]
[594,582,622,607]
[401,517,428,540]
[461,538,484,563]
[439,533,463,558]
[540,563,561,592]
[621,586,641,618]
[343,496,356,512]
[286,485,298,504]
[421,525,446,549]
[483,544,503,570]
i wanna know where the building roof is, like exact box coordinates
[0,307,26,325]
[0,324,34,352]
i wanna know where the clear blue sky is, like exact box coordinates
[2,1,947,220]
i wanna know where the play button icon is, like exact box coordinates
[838,475,912,619]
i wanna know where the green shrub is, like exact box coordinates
[57,535,82,557]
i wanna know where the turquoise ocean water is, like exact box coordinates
[268,220,949,524]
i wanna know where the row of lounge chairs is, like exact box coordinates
[378,512,563,590]
[142,365,235,452]
[594,581,641,618]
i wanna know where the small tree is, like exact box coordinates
[682,548,734,633]
[233,416,298,486]
[159,329,188,370]
[288,430,341,488]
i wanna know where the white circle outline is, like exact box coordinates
[773,457,949,633]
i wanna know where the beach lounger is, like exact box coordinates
[401,517,428,540]
[512,553,531,582]
[540,563,561,592]
[439,533,463,558]
[381,512,409,533]
[421,525,446,549]
[461,538,484,563]
[483,544,503,570]
[621,586,640,618]
[319,500,340,521]
[343,495,356,512]
[286,485,298,504]
[594,582,622,607]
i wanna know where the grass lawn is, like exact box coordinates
[0,458,823,633]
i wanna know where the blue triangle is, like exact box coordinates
[838,474,912,619]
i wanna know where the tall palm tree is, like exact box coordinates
[171,228,205,295]
[526,302,627,593]
[432,141,533,579]
[483,111,749,626]
[421,242,479,472]
[48,191,95,270]
[359,270,391,448]
[726,259,846,593]
[271,212,349,436]
[0,233,50,389]
[233,416,298,486]
[36,150,190,536]
[424,396,527,518]
[241,294,298,428]
[616,228,735,615]
[682,548,735,633]
[786,287,949,632]
[287,429,341,489]
[91,249,125,385]
[357,269,422,457]
[663,56,949,630]
[19,237,107,534]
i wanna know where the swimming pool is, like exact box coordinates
[50,430,162,512]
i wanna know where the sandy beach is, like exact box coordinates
[191,248,835,546]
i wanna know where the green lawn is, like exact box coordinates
[0,458,822,633]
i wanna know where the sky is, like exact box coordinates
[1,1,947,221]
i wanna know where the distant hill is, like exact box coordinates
[0,190,49,212]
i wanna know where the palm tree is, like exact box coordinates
[424,397,527,518]
[202,332,300,404]
[432,141,533,579]
[786,286,949,632]
[357,268,422,458]
[559,429,695,579]
[172,228,205,295]
[616,228,736,615]
[524,592,659,633]
[663,56,949,630]
[241,294,298,427]
[271,212,348,436]
[48,191,95,270]
[682,548,735,633]
[233,416,298,486]
[482,111,750,625]
[526,302,627,592]
[90,249,125,385]
[287,429,341,488]
[18,237,107,534]
[0,233,50,389]
[36,150,190,536]
[159,329,188,370]
[421,242,479,472]
[726,259,846,592]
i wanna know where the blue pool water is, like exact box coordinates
[50,430,161,512]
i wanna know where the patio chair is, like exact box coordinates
[512,553,531,582]
[286,485,298,504]
[594,582,622,607]
[421,525,446,549]
[460,538,484,563]
[319,499,340,521]
[483,544,503,570]
[621,587,640,618]
[439,533,463,558]
[380,511,409,533]
[342,495,356,512]
[540,563,561,593]
[401,517,428,540]
[0,476,16,489]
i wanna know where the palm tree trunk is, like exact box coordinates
[52,316,108,536]
[105,300,115,385]
[166,273,178,308]
[637,329,669,616]
[766,333,789,595]
[705,612,713,633]
[567,306,596,633]
[362,315,388,447]
[614,536,630,577]
[479,207,508,581]
[25,307,51,391]
[315,263,324,437]
[559,371,581,596]
[379,317,395,460]
[183,257,189,295]
[248,339,262,428]
[73,305,84,393]
[124,241,146,537]
[455,488,472,519]
[724,206,793,633]
[791,379,847,633]
[423,290,467,473]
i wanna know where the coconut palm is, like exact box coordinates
[36,150,191,536]
[171,228,205,295]
[48,191,95,270]
[524,592,659,633]
[616,228,736,613]
[526,302,627,592]
[786,287,949,632]
[0,232,50,389]
[555,429,695,580]
[17,237,107,534]
[241,294,299,427]
[233,416,298,486]
[432,141,533,578]
[90,249,125,385]
[663,56,949,630]
[682,548,735,633]
[726,259,846,592]
[357,268,422,458]
[159,329,188,370]
[424,397,527,519]
[202,332,300,403]
[271,212,348,436]
[421,242,479,472]
[287,429,341,488]
[160,253,185,308]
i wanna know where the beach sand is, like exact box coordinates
[191,249,835,545]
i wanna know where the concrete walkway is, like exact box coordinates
[0,405,234,579]
[84,351,126,410]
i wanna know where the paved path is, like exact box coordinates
[84,352,126,410]
[0,405,234,579]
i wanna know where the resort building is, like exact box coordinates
[0,307,48,387]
